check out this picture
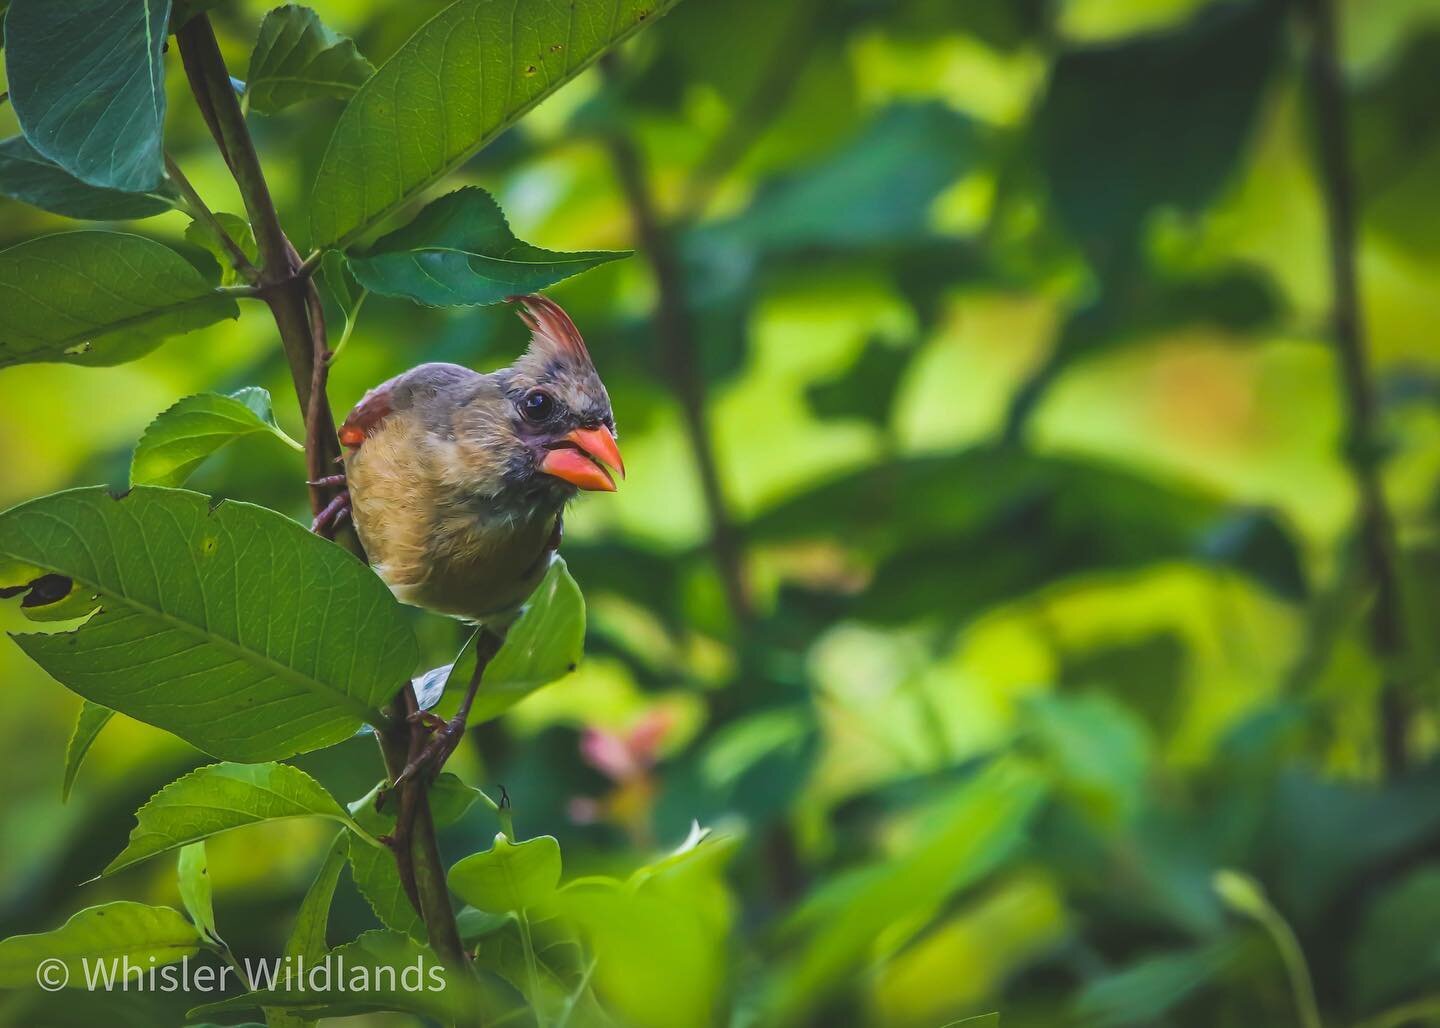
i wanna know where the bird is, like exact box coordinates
[315,294,623,625]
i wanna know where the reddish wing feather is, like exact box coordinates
[339,383,395,449]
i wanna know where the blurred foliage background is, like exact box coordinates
[3,0,1440,1024]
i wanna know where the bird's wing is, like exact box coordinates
[338,363,481,450]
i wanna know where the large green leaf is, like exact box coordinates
[440,558,585,724]
[309,0,680,247]
[449,833,562,914]
[104,763,365,875]
[62,700,114,801]
[347,188,627,306]
[0,136,176,220]
[246,5,374,115]
[0,902,202,988]
[5,0,170,191]
[131,388,301,488]
[0,232,238,369]
[0,487,418,761]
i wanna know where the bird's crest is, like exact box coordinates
[509,294,592,366]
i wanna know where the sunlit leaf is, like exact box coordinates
[449,833,562,914]
[5,0,170,191]
[62,700,113,801]
[0,902,201,988]
[0,232,238,369]
[0,136,176,219]
[104,763,366,875]
[130,388,301,489]
[347,188,627,307]
[246,5,374,115]
[309,0,680,247]
[0,487,417,761]
[176,842,219,944]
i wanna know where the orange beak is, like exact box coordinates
[539,425,625,492]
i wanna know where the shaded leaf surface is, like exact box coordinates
[309,0,681,246]
[176,842,218,943]
[0,136,175,220]
[348,188,626,306]
[6,0,170,191]
[246,5,374,115]
[0,487,417,761]
[62,700,114,801]
[0,232,237,369]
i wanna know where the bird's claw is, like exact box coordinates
[311,490,351,537]
[389,716,467,794]
[407,710,448,731]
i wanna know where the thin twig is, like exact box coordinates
[1305,0,1412,773]
[164,152,261,284]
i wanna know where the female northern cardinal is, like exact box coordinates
[317,294,623,624]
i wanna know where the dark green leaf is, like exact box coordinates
[347,188,626,307]
[449,833,562,913]
[0,232,238,369]
[62,700,114,801]
[0,902,202,987]
[309,0,681,247]
[104,763,367,875]
[131,388,301,488]
[0,136,176,219]
[0,487,417,761]
[1035,0,1283,257]
[1073,940,1246,1027]
[6,0,170,191]
[246,5,374,115]
[183,212,258,287]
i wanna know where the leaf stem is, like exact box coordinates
[517,910,545,1026]
[164,153,261,284]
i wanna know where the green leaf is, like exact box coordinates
[62,700,114,801]
[246,5,374,115]
[0,902,202,988]
[342,776,478,941]
[184,212,258,287]
[104,763,365,875]
[0,232,238,369]
[285,834,347,962]
[309,0,680,247]
[442,558,585,724]
[448,833,562,914]
[348,188,627,307]
[176,842,219,943]
[189,931,475,1021]
[1073,940,1246,1027]
[0,487,417,761]
[130,388,301,488]
[265,834,348,1028]
[6,0,170,191]
[0,136,176,220]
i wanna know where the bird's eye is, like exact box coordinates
[521,389,555,422]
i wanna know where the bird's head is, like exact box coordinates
[494,294,624,495]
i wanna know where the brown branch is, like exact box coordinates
[1305,0,1412,773]
[174,14,469,969]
